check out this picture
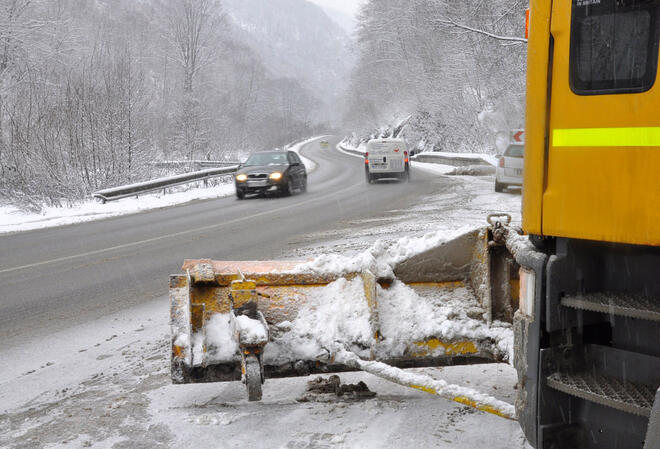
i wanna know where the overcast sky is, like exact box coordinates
[307,0,366,17]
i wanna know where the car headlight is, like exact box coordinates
[236,174,248,182]
[269,172,282,181]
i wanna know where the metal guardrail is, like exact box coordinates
[337,142,366,158]
[151,160,240,169]
[92,166,239,203]
[411,153,493,167]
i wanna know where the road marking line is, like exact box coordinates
[0,179,362,275]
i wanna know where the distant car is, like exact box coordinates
[234,151,307,199]
[364,138,410,183]
[495,143,524,192]
[319,140,329,147]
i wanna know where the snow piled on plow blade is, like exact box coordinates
[287,225,478,279]
[184,225,514,370]
[171,223,522,395]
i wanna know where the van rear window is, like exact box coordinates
[369,142,405,152]
[570,0,660,95]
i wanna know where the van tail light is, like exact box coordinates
[499,157,505,168]
[365,152,369,164]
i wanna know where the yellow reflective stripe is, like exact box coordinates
[553,127,660,147]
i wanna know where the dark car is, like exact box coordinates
[234,150,307,199]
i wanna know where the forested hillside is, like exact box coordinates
[344,0,527,153]
[0,0,338,208]
[0,0,528,209]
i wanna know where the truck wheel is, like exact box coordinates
[245,355,263,401]
[495,181,505,192]
[236,189,245,200]
[366,171,373,184]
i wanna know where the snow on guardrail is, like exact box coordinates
[412,151,498,168]
[151,160,240,169]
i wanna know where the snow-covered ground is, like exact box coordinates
[0,183,236,235]
[0,137,323,235]
[0,298,528,449]
[0,141,529,449]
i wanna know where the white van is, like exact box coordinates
[364,138,410,183]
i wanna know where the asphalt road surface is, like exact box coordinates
[0,137,442,346]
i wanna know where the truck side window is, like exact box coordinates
[570,0,660,95]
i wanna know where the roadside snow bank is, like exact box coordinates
[410,161,456,175]
[414,151,498,167]
[0,182,235,235]
[288,136,330,172]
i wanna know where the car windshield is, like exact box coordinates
[244,153,289,166]
[504,145,524,158]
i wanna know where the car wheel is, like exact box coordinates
[282,178,294,196]
[301,178,307,193]
[236,189,245,200]
[495,181,505,192]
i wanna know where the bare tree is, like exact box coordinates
[0,0,326,209]
[164,0,220,94]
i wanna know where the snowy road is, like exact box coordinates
[0,137,441,347]
[0,137,529,449]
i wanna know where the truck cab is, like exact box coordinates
[515,1,660,447]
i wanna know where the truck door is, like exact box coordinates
[543,0,660,246]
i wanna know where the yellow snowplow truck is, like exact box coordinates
[170,0,660,447]
[517,1,659,448]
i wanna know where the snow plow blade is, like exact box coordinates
[170,225,520,395]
